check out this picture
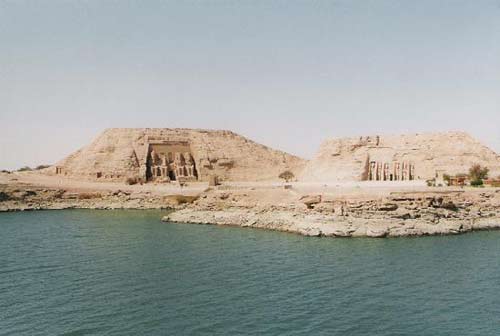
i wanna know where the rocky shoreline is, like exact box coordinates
[0,184,185,211]
[2,179,499,238]
[164,208,500,237]
[163,188,500,238]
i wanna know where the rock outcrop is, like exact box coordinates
[163,187,500,238]
[300,131,500,182]
[48,128,305,182]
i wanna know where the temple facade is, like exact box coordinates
[367,161,415,181]
[146,142,198,182]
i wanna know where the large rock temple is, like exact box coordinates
[50,128,306,182]
[300,131,500,182]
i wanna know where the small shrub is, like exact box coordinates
[35,164,51,170]
[279,170,295,183]
[470,179,483,187]
[17,166,32,172]
[469,164,489,181]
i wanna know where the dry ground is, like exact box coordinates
[1,171,495,202]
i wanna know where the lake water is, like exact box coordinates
[1,210,499,335]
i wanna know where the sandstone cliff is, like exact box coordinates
[300,131,500,182]
[49,128,306,182]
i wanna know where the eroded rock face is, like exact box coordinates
[48,128,305,183]
[300,131,500,182]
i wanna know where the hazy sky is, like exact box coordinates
[1,0,499,170]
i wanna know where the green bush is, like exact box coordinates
[469,164,489,181]
[470,179,483,187]
[17,166,32,172]
[35,165,51,170]
[279,170,295,183]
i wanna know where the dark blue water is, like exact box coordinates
[1,210,500,335]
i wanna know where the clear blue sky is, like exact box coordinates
[1,0,499,170]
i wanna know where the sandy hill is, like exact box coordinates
[300,131,500,182]
[49,128,306,182]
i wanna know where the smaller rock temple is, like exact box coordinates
[367,161,415,181]
[300,132,500,182]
